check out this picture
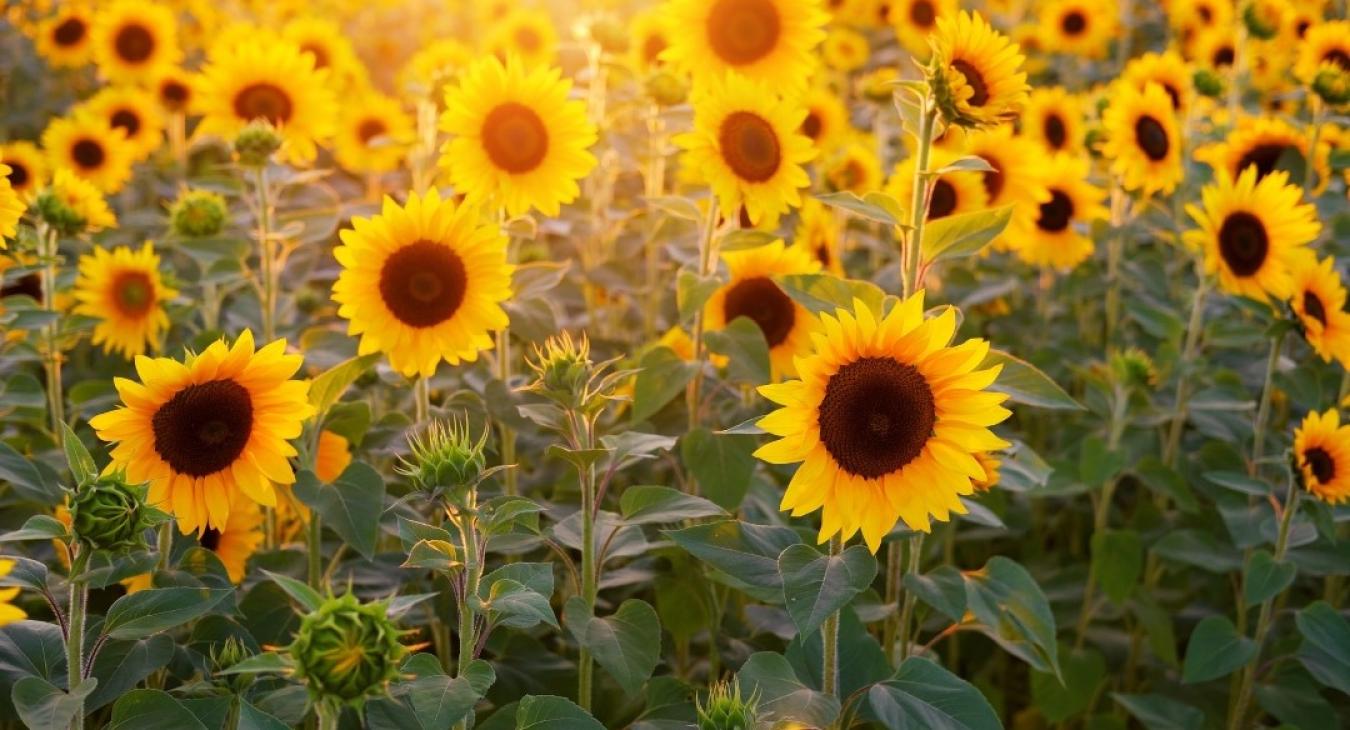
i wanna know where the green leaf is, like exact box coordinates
[631,346,697,424]
[922,205,1013,262]
[0,514,70,543]
[1295,601,1350,695]
[237,700,290,730]
[965,557,1061,678]
[676,269,720,323]
[646,195,702,222]
[1151,529,1242,573]
[0,442,61,504]
[1091,529,1142,603]
[705,316,770,385]
[402,539,460,572]
[511,260,570,300]
[777,273,886,317]
[217,651,293,675]
[867,657,1001,730]
[1111,693,1204,730]
[108,689,208,730]
[515,695,604,730]
[904,566,968,623]
[476,579,558,630]
[680,428,756,511]
[480,563,554,600]
[1182,615,1256,684]
[61,424,97,487]
[1204,470,1270,497]
[368,671,482,730]
[815,191,902,225]
[0,620,66,685]
[720,228,779,251]
[260,569,324,613]
[1244,550,1297,607]
[666,520,801,602]
[563,597,661,697]
[307,353,380,417]
[13,676,97,730]
[983,350,1083,411]
[931,155,996,174]
[778,543,878,638]
[619,485,726,524]
[293,462,385,560]
[86,635,174,711]
[735,651,839,727]
[1031,647,1107,723]
[101,587,230,640]
[0,556,51,592]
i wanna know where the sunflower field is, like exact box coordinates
[1,0,1349,728]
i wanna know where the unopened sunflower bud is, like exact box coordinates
[1312,65,1350,107]
[1194,69,1224,98]
[1110,348,1158,390]
[398,417,488,495]
[169,189,228,238]
[528,331,593,403]
[211,636,252,674]
[646,71,688,107]
[234,120,283,167]
[68,475,156,552]
[288,592,407,708]
[698,681,757,730]
[1242,1,1281,40]
[36,191,85,237]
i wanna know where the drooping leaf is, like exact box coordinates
[307,353,380,417]
[735,652,839,727]
[12,676,97,730]
[922,205,1013,262]
[777,543,877,638]
[1295,601,1350,695]
[293,462,385,560]
[101,587,231,640]
[867,657,1001,730]
[666,520,802,602]
[1181,616,1256,684]
[515,694,605,730]
[1243,550,1297,607]
[563,597,661,697]
[965,557,1061,678]
[982,350,1083,411]
[619,485,727,525]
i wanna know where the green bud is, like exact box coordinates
[36,190,87,237]
[1109,347,1158,390]
[527,331,594,407]
[697,681,757,730]
[68,476,156,552]
[288,592,407,708]
[1312,65,1350,107]
[1193,69,1224,98]
[397,416,489,496]
[234,120,283,167]
[169,189,228,238]
[646,71,688,108]
[1242,2,1280,41]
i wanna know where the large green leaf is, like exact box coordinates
[293,461,385,560]
[1296,601,1350,695]
[0,620,66,686]
[367,660,486,730]
[108,689,208,730]
[101,587,231,640]
[1243,550,1297,607]
[0,442,62,504]
[904,566,968,623]
[475,579,558,630]
[12,676,97,730]
[735,652,839,727]
[815,191,903,226]
[86,635,174,711]
[619,485,727,525]
[630,347,697,424]
[982,350,1083,411]
[1030,647,1106,723]
[515,695,604,730]
[705,316,770,385]
[778,543,877,638]
[261,569,324,613]
[1091,529,1142,603]
[776,273,886,317]
[308,353,380,417]
[922,205,1013,262]
[964,557,1060,678]
[1181,616,1256,684]
[61,423,97,487]
[1111,693,1204,730]
[666,520,801,602]
[866,657,1001,730]
[563,597,661,697]
[679,428,756,511]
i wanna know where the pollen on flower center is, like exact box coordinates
[707,0,781,66]
[1218,211,1269,276]
[722,276,795,347]
[817,356,937,479]
[482,102,550,174]
[719,111,781,183]
[152,379,255,477]
[379,240,468,328]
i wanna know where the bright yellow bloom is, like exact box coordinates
[34,3,95,69]
[1007,153,1107,271]
[333,91,414,175]
[1290,257,1350,368]
[1101,83,1183,196]
[79,85,165,162]
[706,240,820,379]
[73,242,177,359]
[1294,409,1350,504]
[41,113,134,194]
[930,11,1029,128]
[91,0,180,83]
[1,141,48,199]
[662,0,829,95]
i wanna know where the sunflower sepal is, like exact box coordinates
[66,473,165,554]
[396,416,494,507]
[234,120,283,167]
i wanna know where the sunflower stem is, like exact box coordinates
[415,375,431,425]
[253,164,276,343]
[307,511,323,591]
[896,532,924,662]
[1249,328,1286,477]
[1227,475,1299,730]
[902,99,937,298]
[156,521,172,573]
[65,547,89,730]
[686,198,720,435]
[821,536,843,699]
[38,222,65,447]
[1305,99,1324,195]
[453,496,481,730]
[1162,260,1209,468]
[574,407,599,710]
[496,328,518,496]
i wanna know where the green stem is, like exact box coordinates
[66,548,89,730]
[415,375,431,425]
[1250,329,1286,477]
[1075,384,1129,649]
[315,702,339,730]
[1104,185,1127,346]
[1305,101,1324,195]
[897,533,925,662]
[155,522,172,574]
[454,499,481,730]
[902,101,938,298]
[39,223,64,445]
[496,329,518,496]
[1163,264,1209,468]
[577,415,598,710]
[822,536,843,697]
[685,199,720,435]
[307,512,323,590]
[253,165,276,343]
[1227,477,1299,730]
[883,540,900,661]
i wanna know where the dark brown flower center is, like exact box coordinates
[6,162,29,189]
[910,0,936,27]
[53,17,87,47]
[161,80,190,109]
[1,273,42,302]
[951,59,989,107]
[981,160,1005,201]
[1217,211,1268,277]
[928,179,957,219]
[1134,115,1169,161]
[199,527,222,551]
[112,270,154,317]
[357,119,387,145]
[1305,446,1336,483]
[72,139,105,170]
[722,276,795,347]
[301,43,330,69]
[114,24,155,63]
[1235,143,1297,180]
[818,356,936,479]
[1323,49,1350,71]
[516,27,542,53]
[1044,113,1068,149]
[1304,290,1328,326]
[111,109,141,137]
[643,35,667,64]
[482,102,549,174]
[234,83,294,125]
[1061,11,1087,35]
[1213,46,1235,68]
[1036,190,1074,232]
[379,239,468,328]
[1161,83,1182,110]
[152,379,255,477]
[707,0,781,66]
[719,111,781,183]
[802,111,824,141]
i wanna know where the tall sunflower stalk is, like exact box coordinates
[685,199,721,433]
[36,221,65,445]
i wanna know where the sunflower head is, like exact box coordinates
[1294,409,1350,504]
[91,0,181,83]
[234,119,284,167]
[1101,82,1183,196]
[1312,63,1350,107]
[661,0,829,95]
[35,169,116,236]
[1289,257,1350,367]
[73,242,177,359]
[169,189,228,238]
[697,680,759,730]
[68,473,164,553]
[1109,348,1159,390]
[288,592,408,709]
[928,11,1029,129]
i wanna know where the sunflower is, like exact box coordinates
[1195,116,1330,192]
[884,147,990,223]
[1293,409,1350,504]
[661,0,829,94]
[1121,51,1194,113]
[823,138,884,195]
[892,0,957,59]
[961,125,1050,249]
[149,66,194,114]
[1171,0,1232,43]
[332,190,513,378]
[800,85,850,153]
[1290,257,1350,367]
[1007,153,1107,271]
[39,169,116,234]
[400,39,473,98]
[35,3,95,69]
[793,198,844,276]
[2,141,49,198]
[91,0,180,83]
[1101,83,1183,197]
[439,56,597,219]
[0,170,22,246]
[41,112,134,194]
[822,26,870,73]
[194,35,337,165]
[1040,0,1117,59]
[1183,168,1319,303]
[705,240,819,379]
[485,10,558,69]
[81,86,165,162]
[756,293,1011,552]
[333,91,414,175]
[1296,20,1350,83]
[89,330,314,535]
[929,11,1030,129]
[677,72,815,228]
[72,242,176,359]
[631,8,673,73]
[282,16,365,91]
[1189,26,1236,71]
[0,560,25,626]
[1020,86,1083,154]
[198,490,264,583]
